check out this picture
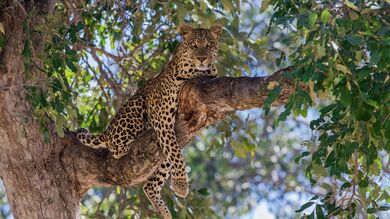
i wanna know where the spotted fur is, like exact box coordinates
[76,24,222,219]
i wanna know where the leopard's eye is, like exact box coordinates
[190,42,197,48]
[207,41,213,47]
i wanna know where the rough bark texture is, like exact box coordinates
[0,1,297,218]
[0,1,80,218]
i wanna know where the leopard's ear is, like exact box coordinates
[210,24,223,39]
[178,24,193,38]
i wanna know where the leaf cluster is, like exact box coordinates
[267,0,390,217]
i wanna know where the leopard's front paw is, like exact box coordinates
[76,128,89,135]
[170,178,189,198]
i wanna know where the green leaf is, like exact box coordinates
[336,64,351,74]
[340,182,351,190]
[325,150,335,168]
[295,151,310,164]
[355,108,371,121]
[314,45,326,61]
[260,0,270,13]
[316,205,325,219]
[295,201,315,213]
[198,188,210,196]
[66,59,78,72]
[221,0,234,11]
[378,206,390,211]
[370,185,381,200]
[230,139,247,158]
[263,85,281,113]
[360,93,378,108]
[320,104,336,114]
[0,35,4,48]
[346,34,363,46]
[385,120,390,139]
[52,53,63,70]
[57,76,68,92]
[370,49,382,65]
[345,0,358,10]
[320,9,330,23]
[312,164,327,177]
[22,40,31,60]
[55,115,65,137]
[278,107,291,124]
[308,13,318,28]
[358,176,369,188]
[321,183,333,191]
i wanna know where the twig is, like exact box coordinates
[81,43,122,63]
[117,186,126,218]
[349,150,359,212]
[81,55,111,102]
[89,48,122,96]
[93,187,113,219]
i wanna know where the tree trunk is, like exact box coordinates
[0,1,79,218]
[1,156,80,218]
[0,1,298,218]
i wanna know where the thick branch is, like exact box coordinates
[61,67,297,197]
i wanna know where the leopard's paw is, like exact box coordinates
[170,178,189,198]
[76,128,89,135]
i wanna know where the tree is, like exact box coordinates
[0,0,389,218]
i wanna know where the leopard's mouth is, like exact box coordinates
[195,65,210,71]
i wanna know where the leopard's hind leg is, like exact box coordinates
[157,128,189,198]
[169,154,189,198]
[143,160,172,219]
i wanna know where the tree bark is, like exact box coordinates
[0,1,79,218]
[0,1,297,218]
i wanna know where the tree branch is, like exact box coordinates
[61,67,297,197]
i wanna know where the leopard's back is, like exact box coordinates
[77,94,148,158]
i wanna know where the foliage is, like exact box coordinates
[265,0,390,217]
[0,0,389,218]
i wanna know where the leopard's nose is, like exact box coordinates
[197,57,207,62]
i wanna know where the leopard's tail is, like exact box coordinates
[76,128,108,149]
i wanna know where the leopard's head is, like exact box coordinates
[175,24,222,75]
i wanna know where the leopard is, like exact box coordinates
[76,24,222,219]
